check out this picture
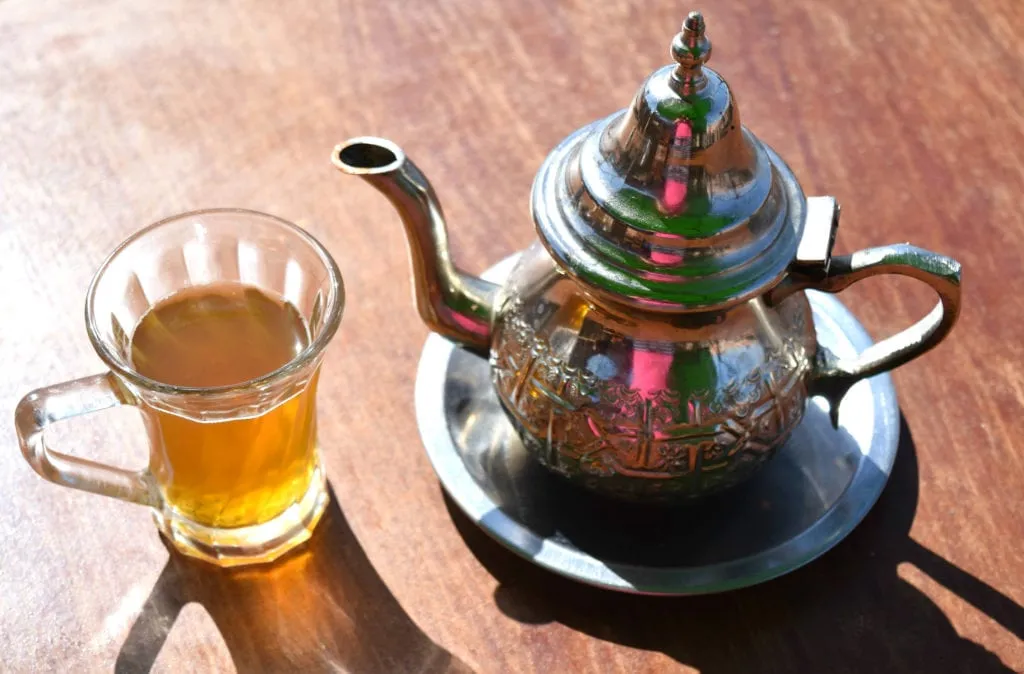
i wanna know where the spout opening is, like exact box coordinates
[332,137,405,175]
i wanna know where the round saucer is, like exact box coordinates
[415,256,899,595]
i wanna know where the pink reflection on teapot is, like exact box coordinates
[662,121,692,215]
[448,310,490,338]
[630,347,673,396]
[649,248,684,266]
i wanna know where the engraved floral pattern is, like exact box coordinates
[491,299,811,499]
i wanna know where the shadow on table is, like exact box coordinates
[115,485,470,674]
[447,417,1024,674]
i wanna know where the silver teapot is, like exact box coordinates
[333,13,961,502]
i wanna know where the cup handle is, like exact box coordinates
[773,243,962,425]
[15,371,159,507]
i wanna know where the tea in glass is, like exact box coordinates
[131,282,319,529]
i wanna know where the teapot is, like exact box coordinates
[332,13,961,502]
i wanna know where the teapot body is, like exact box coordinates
[490,242,817,501]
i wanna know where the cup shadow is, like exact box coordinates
[446,417,1024,674]
[115,485,471,674]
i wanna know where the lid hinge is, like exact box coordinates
[793,196,840,277]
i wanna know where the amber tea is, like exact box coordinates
[131,282,318,529]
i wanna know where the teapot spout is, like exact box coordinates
[332,137,498,354]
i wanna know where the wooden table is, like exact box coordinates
[2,1,1022,672]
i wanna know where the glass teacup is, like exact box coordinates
[15,209,343,567]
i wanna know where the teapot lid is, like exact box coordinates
[532,12,806,312]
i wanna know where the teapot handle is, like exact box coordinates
[773,243,962,425]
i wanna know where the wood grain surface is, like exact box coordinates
[2,0,1023,672]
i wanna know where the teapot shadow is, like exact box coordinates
[115,485,471,674]
[446,416,1023,673]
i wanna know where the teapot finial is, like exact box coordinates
[671,11,712,93]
